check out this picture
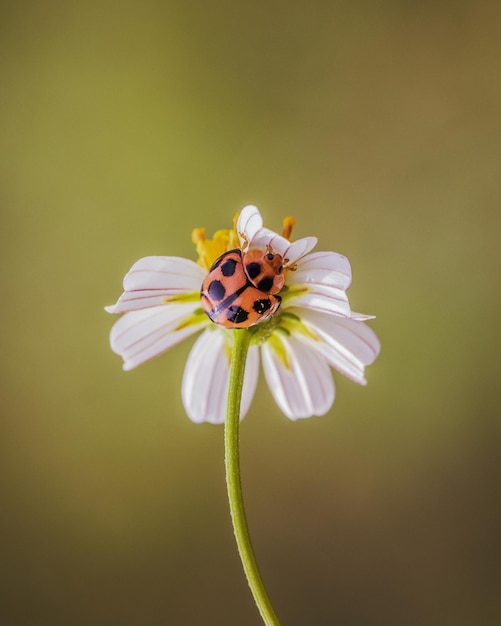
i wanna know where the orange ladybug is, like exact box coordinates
[201,248,284,328]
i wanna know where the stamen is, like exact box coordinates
[191,228,206,244]
[192,221,240,271]
[192,227,213,271]
[282,216,296,241]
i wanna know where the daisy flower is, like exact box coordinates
[106,205,380,422]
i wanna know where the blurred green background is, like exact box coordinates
[1,1,500,624]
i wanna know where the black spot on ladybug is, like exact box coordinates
[221,258,238,276]
[257,277,273,292]
[253,299,272,314]
[266,253,274,261]
[246,262,261,279]
[226,306,249,324]
[208,280,226,301]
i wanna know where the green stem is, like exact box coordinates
[225,330,282,626]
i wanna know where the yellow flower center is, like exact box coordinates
[191,214,240,271]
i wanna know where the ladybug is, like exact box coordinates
[201,248,285,328]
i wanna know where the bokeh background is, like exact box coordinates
[1,1,500,624]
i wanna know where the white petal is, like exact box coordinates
[182,330,259,424]
[282,237,318,264]
[248,228,290,255]
[351,311,376,321]
[109,302,207,370]
[237,205,263,250]
[290,251,352,290]
[287,284,352,318]
[123,256,205,291]
[262,334,334,420]
[297,309,380,384]
[105,257,206,313]
[105,289,199,314]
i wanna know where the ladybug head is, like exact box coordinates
[242,248,285,294]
